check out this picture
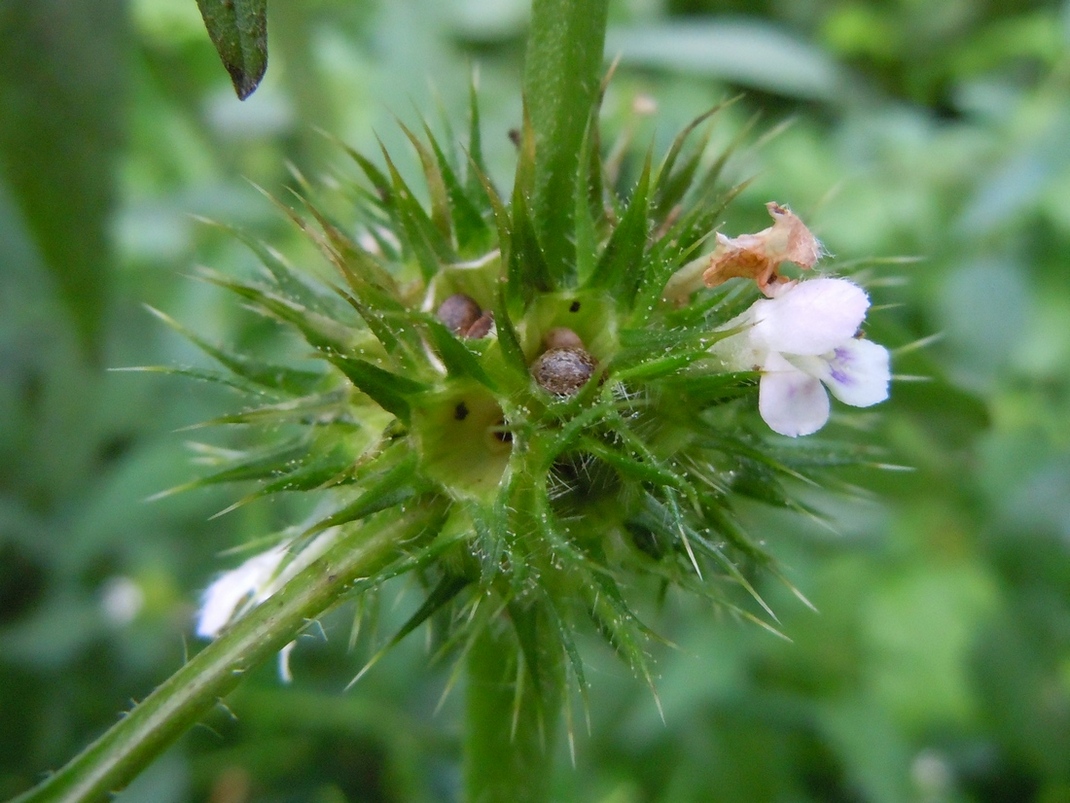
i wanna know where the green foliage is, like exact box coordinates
[4,1,1070,802]
[0,0,126,358]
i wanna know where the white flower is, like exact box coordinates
[713,277,890,437]
[195,529,340,639]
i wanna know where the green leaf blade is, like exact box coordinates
[196,0,268,100]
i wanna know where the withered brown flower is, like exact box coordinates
[702,202,823,296]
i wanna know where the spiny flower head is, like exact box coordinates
[160,93,892,704]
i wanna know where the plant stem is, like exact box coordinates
[13,505,444,803]
[522,0,610,275]
[463,612,565,803]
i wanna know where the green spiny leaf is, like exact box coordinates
[291,195,402,300]
[578,436,688,494]
[354,574,470,683]
[329,356,428,423]
[583,574,653,675]
[379,143,457,281]
[112,365,262,396]
[661,370,757,404]
[202,219,347,318]
[198,270,362,357]
[145,306,325,397]
[213,446,361,516]
[421,316,498,390]
[653,96,739,214]
[198,390,351,427]
[572,123,599,287]
[397,120,453,242]
[491,283,529,380]
[506,188,554,304]
[179,439,311,490]
[421,122,491,254]
[302,448,422,536]
[694,111,760,199]
[585,151,652,305]
[507,110,554,301]
[465,78,488,201]
[468,157,511,265]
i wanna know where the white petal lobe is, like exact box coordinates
[759,352,831,437]
[820,339,891,407]
[755,278,869,356]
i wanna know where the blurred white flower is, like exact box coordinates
[100,576,145,625]
[713,277,890,437]
[196,529,340,639]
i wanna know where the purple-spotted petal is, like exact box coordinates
[758,352,831,437]
[819,338,891,407]
[753,278,870,356]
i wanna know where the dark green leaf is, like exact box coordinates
[507,187,554,304]
[468,156,512,265]
[491,283,529,380]
[196,0,268,100]
[204,218,354,319]
[379,575,469,655]
[111,365,260,396]
[653,97,737,206]
[572,123,599,287]
[579,436,688,492]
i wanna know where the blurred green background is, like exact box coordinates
[2,0,1070,800]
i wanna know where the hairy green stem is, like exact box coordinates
[458,7,611,798]
[13,505,444,803]
[522,0,609,275]
[463,613,565,803]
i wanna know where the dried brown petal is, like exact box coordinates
[702,202,822,296]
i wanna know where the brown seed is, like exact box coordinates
[532,347,596,396]
[465,311,494,339]
[543,327,584,351]
[436,293,482,335]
